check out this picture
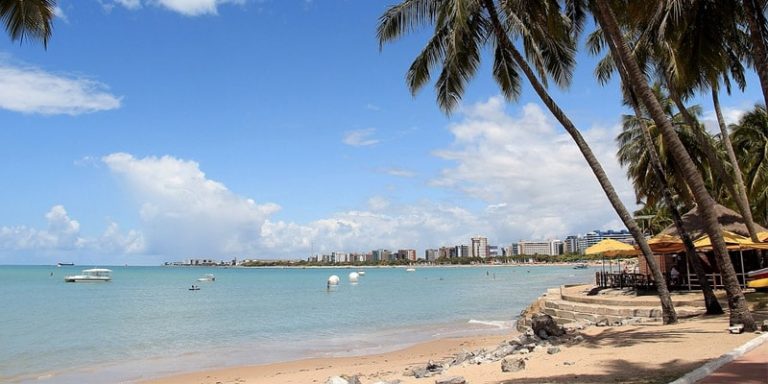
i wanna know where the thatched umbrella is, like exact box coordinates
[659,204,768,239]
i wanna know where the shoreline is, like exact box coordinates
[141,314,763,384]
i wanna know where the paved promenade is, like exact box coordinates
[696,342,768,384]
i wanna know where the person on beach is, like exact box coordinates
[670,266,680,287]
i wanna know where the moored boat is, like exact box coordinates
[57,262,74,267]
[747,267,768,280]
[197,274,215,282]
[747,278,768,289]
[64,268,112,283]
[573,263,588,269]
[405,268,416,272]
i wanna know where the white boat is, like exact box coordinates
[573,263,588,269]
[64,268,112,283]
[405,268,416,272]
[197,274,215,282]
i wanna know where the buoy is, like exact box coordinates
[348,272,359,283]
[327,275,340,286]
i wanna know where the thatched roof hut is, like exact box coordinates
[659,204,767,239]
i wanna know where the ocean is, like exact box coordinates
[0,264,596,383]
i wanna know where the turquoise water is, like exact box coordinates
[0,265,596,383]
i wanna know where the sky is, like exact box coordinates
[0,0,762,265]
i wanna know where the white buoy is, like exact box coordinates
[348,272,359,283]
[327,275,340,286]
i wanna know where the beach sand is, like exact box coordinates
[142,315,763,384]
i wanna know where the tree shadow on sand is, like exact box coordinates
[492,357,708,384]
[576,324,722,349]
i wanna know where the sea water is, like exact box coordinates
[0,265,596,383]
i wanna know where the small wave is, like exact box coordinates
[467,319,515,329]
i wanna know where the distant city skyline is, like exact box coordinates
[0,1,762,265]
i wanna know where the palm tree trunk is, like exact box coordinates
[603,21,724,315]
[743,0,768,108]
[672,91,761,244]
[595,0,755,331]
[712,89,762,243]
[480,0,678,324]
[615,92,724,313]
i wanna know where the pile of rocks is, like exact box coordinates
[327,313,585,384]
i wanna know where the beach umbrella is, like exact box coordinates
[585,239,638,257]
[585,239,639,277]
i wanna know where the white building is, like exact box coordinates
[471,236,488,258]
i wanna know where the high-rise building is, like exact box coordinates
[577,230,634,254]
[471,236,488,258]
[425,249,438,261]
[564,235,579,254]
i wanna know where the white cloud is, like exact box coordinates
[701,106,747,135]
[431,96,636,240]
[0,205,142,255]
[343,128,380,147]
[112,0,244,16]
[103,153,281,257]
[380,167,416,178]
[0,61,121,115]
[53,6,69,22]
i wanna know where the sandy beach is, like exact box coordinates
[143,314,763,384]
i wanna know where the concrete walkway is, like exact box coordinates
[696,342,768,384]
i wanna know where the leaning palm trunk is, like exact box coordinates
[743,0,768,107]
[595,0,755,331]
[480,0,678,323]
[611,70,724,313]
[671,91,761,245]
[712,89,762,244]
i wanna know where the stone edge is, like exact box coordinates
[668,331,768,384]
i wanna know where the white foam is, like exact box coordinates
[467,319,515,329]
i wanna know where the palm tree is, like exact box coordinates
[0,0,54,46]
[643,0,762,246]
[615,85,723,315]
[378,0,679,323]
[592,0,756,331]
[742,0,768,107]
[731,105,768,227]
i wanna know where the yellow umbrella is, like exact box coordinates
[585,238,638,257]
[692,230,768,250]
[648,234,684,254]
[758,231,768,242]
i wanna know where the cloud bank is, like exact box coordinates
[112,0,244,16]
[0,61,121,115]
[0,97,637,262]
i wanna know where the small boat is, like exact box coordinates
[64,268,112,283]
[405,268,416,272]
[357,271,366,276]
[189,285,201,291]
[573,263,588,269]
[197,274,215,282]
[57,262,74,267]
[747,267,768,280]
[747,278,768,289]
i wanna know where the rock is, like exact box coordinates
[341,375,362,384]
[596,319,609,327]
[563,361,575,366]
[761,320,768,332]
[372,381,401,384]
[426,360,443,372]
[547,346,561,354]
[410,367,429,378]
[501,357,526,372]
[514,349,529,355]
[530,313,564,339]
[435,376,467,384]
[571,335,584,344]
[450,351,473,366]
[326,376,349,384]
[489,345,517,360]
[532,345,545,352]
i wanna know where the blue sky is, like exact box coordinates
[0,0,762,265]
